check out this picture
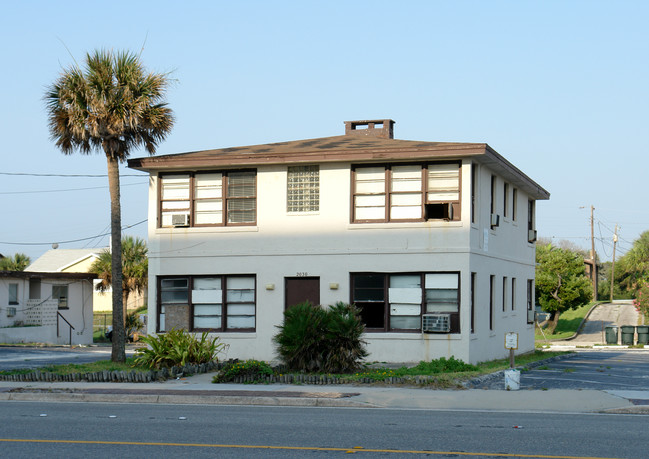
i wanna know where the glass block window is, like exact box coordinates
[287,165,319,212]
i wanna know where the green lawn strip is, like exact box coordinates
[0,357,143,376]
[289,350,569,387]
[535,302,596,341]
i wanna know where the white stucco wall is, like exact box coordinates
[145,160,539,364]
[0,277,93,345]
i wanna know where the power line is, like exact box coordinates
[0,172,145,177]
[0,219,147,246]
[0,181,147,195]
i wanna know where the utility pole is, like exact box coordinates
[610,224,618,303]
[590,205,597,301]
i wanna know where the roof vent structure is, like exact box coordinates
[344,119,395,139]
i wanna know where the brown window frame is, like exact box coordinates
[527,279,535,324]
[489,275,495,330]
[157,275,256,333]
[158,170,257,228]
[351,162,461,223]
[350,272,461,333]
[470,272,476,333]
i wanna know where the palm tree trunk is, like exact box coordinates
[107,155,125,363]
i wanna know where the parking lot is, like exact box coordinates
[474,350,649,391]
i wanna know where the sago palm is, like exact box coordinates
[45,49,173,362]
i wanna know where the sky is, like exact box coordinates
[1,0,647,264]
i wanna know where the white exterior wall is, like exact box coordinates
[147,160,537,364]
[0,277,93,345]
[467,164,537,362]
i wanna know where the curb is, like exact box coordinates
[0,390,372,408]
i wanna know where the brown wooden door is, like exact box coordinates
[285,277,320,309]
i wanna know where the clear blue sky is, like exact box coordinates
[1,0,646,263]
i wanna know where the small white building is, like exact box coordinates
[0,271,95,345]
[26,248,146,312]
[128,119,549,364]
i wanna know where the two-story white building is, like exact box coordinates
[128,119,549,364]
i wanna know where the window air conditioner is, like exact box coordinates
[527,310,536,323]
[490,214,500,228]
[422,313,450,333]
[528,229,538,243]
[171,213,190,227]
[7,307,16,317]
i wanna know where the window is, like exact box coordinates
[502,277,508,312]
[490,175,496,215]
[352,163,460,223]
[512,188,518,221]
[489,275,495,330]
[159,171,256,227]
[52,285,68,309]
[29,278,41,300]
[527,279,534,324]
[287,165,319,212]
[527,199,536,242]
[511,277,516,310]
[9,283,18,305]
[503,183,509,218]
[470,273,476,333]
[351,272,460,333]
[158,275,256,332]
[471,164,477,224]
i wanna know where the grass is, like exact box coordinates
[303,350,568,388]
[535,302,595,341]
[0,357,144,376]
[1,351,567,386]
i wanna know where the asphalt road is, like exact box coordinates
[0,402,647,458]
[0,346,135,371]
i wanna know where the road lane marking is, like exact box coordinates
[0,438,623,458]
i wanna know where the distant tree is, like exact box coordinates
[90,236,148,325]
[45,49,173,362]
[616,230,649,293]
[0,253,31,271]
[535,243,592,333]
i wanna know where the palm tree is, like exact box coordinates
[91,236,148,332]
[45,50,173,362]
[0,253,31,271]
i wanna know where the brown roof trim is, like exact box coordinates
[128,135,549,200]
[0,271,97,280]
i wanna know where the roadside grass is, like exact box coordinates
[296,350,568,387]
[1,350,567,384]
[535,302,595,342]
[0,357,142,376]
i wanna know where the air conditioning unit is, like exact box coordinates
[171,213,190,227]
[422,313,450,333]
[7,307,16,317]
[527,310,536,323]
[490,214,500,228]
[528,229,537,243]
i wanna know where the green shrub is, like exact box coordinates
[273,301,368,373]
[133,328,227,370]
[407,356,478,374]
[213,359,274,383]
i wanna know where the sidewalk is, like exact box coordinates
[1,370,648,414]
